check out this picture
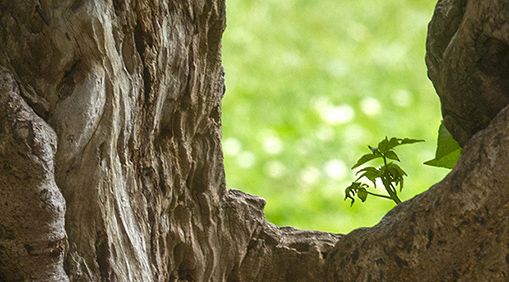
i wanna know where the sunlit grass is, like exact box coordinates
[221,0,447,233]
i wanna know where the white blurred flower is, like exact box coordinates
[315,101,355,125]
[262,135,284,155]
[299,166,321,185]
[223,138,242,156]
[392,89,412,107]
[236,151,256,168]
[282,51,303,67]
[348,22,369,42]
[326,59,349,77]
[316,126,334,141]
[360,97,382,116]
[313,97,355,125]
[373,43,407,66]
[296,138,312,155]
[344,124,370,144]
[324,159,348,180]
[264,160,287,178]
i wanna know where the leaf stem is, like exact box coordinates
[366,191,393,200]
[387,183,402,204]
[380,157,402,205]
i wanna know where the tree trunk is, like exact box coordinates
[1,0,508,281]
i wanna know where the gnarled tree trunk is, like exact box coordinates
[0,0,508,281]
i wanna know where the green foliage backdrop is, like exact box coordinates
[221,0,447,233]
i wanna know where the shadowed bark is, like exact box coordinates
[0,0,508,281]
[426,0,509,145]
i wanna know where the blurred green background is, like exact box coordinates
[221,0,448,234]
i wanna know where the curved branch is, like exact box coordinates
[326,104,509,281]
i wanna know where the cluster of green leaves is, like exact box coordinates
[344,137,424,206]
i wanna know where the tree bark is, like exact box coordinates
[0,1,338,281]
[426,0,509,145]
[1,0,509,281]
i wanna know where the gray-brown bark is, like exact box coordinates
[426,0,509,145]
[0,68,66,281]
[0,1,337,281]
[1,0,509,281]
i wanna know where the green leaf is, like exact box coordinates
[400,138,425,145]
[387,137,402,149]
[356,167,379,187]
[377,137,391,153]
[390,163,407,176]
[377,137,424,153]
[424,122,462,169]
[344,182,371,206]
[381,163,407,191]
[424,148,461,169]
[344,183,356,206]
[390,164,407,181]
[352,153,379,169]
[384,150,400,161]
[357,188,368,202]
[434,122,461,156]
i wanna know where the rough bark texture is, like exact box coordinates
[426,0,509,145]
[1,0,509,281]
[0,1,337,281]
[0,68,66,281]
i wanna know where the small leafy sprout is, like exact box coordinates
[344,137,424,206]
